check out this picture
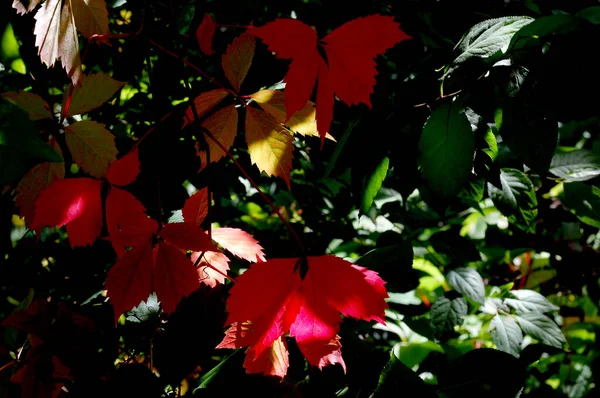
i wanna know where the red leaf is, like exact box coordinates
[222,33,255,92]
[248,15,410,144]
[2,299,50,339]
[105,187,157,257]
[192,250,230,287]
[11,352,71,398]
[182,187,209,226]
[297,335,346,372]
[31,178,103,247]
[219,255,387,375]
[106,148,140,186]
[212,227,266,263]
[104,245,154,322]
[196,13,216,56]
[243,336,289,378]
[158,222,218,252]
[154,242,200,314]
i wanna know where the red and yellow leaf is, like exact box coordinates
[245,107,294,188]
[182,187,209,226]
[63,72,126,117]
[105,244,154,322]
[1,91,53,121]
[71,0,109,39]
[12,0,41,15]
[106,148,140,187]
[182,89,229,127]
[34,0,82,85]
[243,336,289,379]
[212,227,266,263]
[30,178,103,247]
[65,120,117,178]
[154,242,200,314]
[158,222,218,253]
[198,104,238,168]
[192,250,230,287]
[16,139,64,226]
[222,33,255,92]
[196,13,216,56]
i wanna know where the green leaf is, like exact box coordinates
[193,349,242,392]
[508,15,581,51]
[577,6,600,25]
[419,102,475,199]
[452,16,534,65]
[504,289,559,314]
[177,0,195,34]
[126,293,160,323]
[430,295,468,340]
[562,182,600,228]
[0,98,61,185]
[447,267,485,305]
[515,312,566,349]
[488,168,538,233]
[550,150,600,182]
[374,344,437,398]
[490,314,524,357]
[360,156,389,214]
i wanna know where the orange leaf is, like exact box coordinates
[71,0,109,39]
[212,227,266,263]
[182,187,209,226]
[16,139,65,226]
[222,33,255,92]
[243,336,289,378]
[198,104,238,168]
[245,107,294,188]
[65,120,117,178]
[106,148,140,187]
[1,91,53,120]
[154,242,200,314]
[183,89,229,127]
[12,0,41,15]
[63,72,126,117]
[192,250,230,287]
[105,244,154,322]
[159,222,218,252]
[30,178,103,247]
[34,0,82,85]
[196,13,216,55]
[248,15,410,144]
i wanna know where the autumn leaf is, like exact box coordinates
[31,178,103,247]
[16,139,65,226]
[192,250,230,287]
[63,72,125,117]
[249,89,334,141]
[106,148,140,187]
[222,33,255,92]
[196,13,216,55]
[12,0,41,15]
[198,104,238,168]
[244,336,289,378]
[158,222,218,253]
[211,227,266,263]
[248,15,410,144]
[218,255,387,376]
[183,89,230,127]
[1,91,53,121]
[182,187,210,226]
[71,0,109,39]
[245,106,294,188]
[34,0,82,85]
[11,351,71,398]
[65,120,118,178]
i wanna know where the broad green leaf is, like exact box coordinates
[577,6,600,25]
[2,90,53,120]
[549,150,600,182]
[516,312,566,349]
[71,0,109,39]
[64,72,126,117]
[508,15,581,51]
[490,314,524,357]
[222,33,255,92]
[0,98,62,185]
[126,293,160,323]
[430,295,467,340]
[562,182,600,228]
[419,102,475,199]
[65,120,118,178]
[482,127,498,163]
[374,344,437,398]
[361,156,389,214]
[245,107,294,188]
[452,16,534,65]
[447,267,485,305]
[505,289,559,314]
[488,168,538,233]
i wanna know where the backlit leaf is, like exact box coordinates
[64,72,126,117]
[199,104,238,168]
[211,227,266,262]
[222,33,255,92]
[192,251,230,287]
[71,0,109,39]
[65,120,117,178]
[154,242,200,314]
[183,89,229,126]
[158,222,218,252]
[1,91,53,121]
[106,148,140,187]
[12,0,41,15]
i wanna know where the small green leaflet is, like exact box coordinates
[430,295,467,340]
[488,168,538,233]
[504,289,559,314]
[562,182,600,228]
[550,150,600,182]
[490,314,523,357]
[360,156,389,214]
[446,267,485,305]
[515,312,566,349]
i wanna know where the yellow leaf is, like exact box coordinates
[245,107,294,188]
[199,105,238,169]
[221,33,255,92]
[2,91,53,121]
[64,72,126,117]
[34,0,82,85]
[249,89,335,141]
[71,0,109,39]
[65,120,117,178]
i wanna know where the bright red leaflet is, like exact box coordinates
[106,148,140,186]
[248,15,411,145]
[217,255,387,377]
